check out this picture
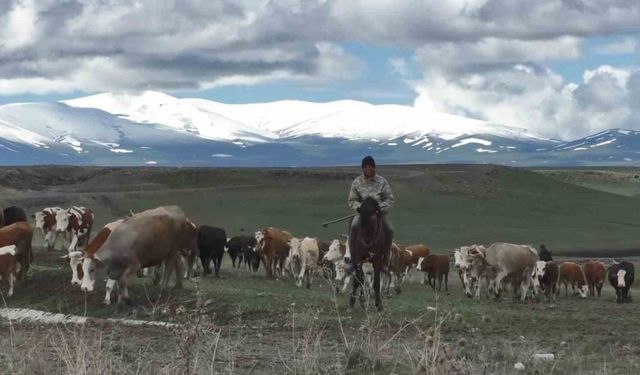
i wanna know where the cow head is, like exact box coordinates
[62,251,85,285]
[323,239,343,263]
[616,269,627,288]
[532,261,546,290]
[33,211,46,230]
[80,257,103,292]
[254,231,265,251]
[55,209,71,232]
[288,238,303,271]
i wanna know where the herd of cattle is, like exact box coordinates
[0,204,635,306]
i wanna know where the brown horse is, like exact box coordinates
[348,197,393,311]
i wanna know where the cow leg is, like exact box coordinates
[161,259,175,292]
[214,254,222,277]
[444,273,449,293]
[296,264,305,288]
[349,266,360,308]
[7,271,15,297]
[492,270,509,300]
[104,279,117,305]
[341,274,351,294]
[68,232,79,252]
[174,256,184,289]
[152,265,163,286]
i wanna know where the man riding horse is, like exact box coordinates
[347,155,395,310]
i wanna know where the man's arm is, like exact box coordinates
[347,180,361,211]
[379,178,395,212]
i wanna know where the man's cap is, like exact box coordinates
[361,155,375,168]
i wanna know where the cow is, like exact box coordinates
[539,244,553,261]
[197,226,227,277]
[417,255,450,292]
[62,219,124,286]
[533,261,560,302]
[558,262,588,298]
[402,244,430,278]
[254,227,292,278]
[384,242,405,296]
[0,245,17,297]
[56,206,94,252]
[2,206,27,227]
[465,243,538,302]
[584,260,606,297]
[453,246,481,293]
[0,222,33,282]
[288,237,320,288]
[32,207,64,250]
[608,261,634,303]
[323,239,352,293]
[79,206,197,305]
[226,235,257,269]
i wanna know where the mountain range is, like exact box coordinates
[0,91,638,167]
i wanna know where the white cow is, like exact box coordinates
[288,237,320,288]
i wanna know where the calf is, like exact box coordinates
[608,261,634,303]
[534,261,560,302]
[32,207,64,250]
[558,262,588,298]
[56,206,94,252]
[288,237,319,288]
[227,235,257,269]
[3,206,27,227]
[417,255,450,292]
[197,226,227,277]
[0,222,33,281]
[254,228,292,278]
[384,242,405,296]
[0,245,17,297]
[323,239,352,293]
[584,260,606,297]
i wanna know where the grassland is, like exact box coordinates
[1,164,640,374]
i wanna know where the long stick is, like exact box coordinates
[322,213,357,228]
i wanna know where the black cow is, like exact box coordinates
[539,244,553,261]
[608,261,634,303]
[197,226,227,277]
[243,243,261,272]
[3,206,27,227]
[226,235,257,268]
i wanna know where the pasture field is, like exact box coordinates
[1,164,640,374]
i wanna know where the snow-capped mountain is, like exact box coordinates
[0,91,637,167]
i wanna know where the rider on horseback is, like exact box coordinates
[347,155,395,256]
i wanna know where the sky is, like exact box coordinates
[0,0,638,140]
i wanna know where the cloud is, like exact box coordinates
[593,37,637,55]
[414,63,639,140]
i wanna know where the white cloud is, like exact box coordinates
[593,37,637,55]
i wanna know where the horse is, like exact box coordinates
[348,196,393,311]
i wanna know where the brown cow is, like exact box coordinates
[384,242,405,295]
[0,222,33,281]
[0,245,17,297]
[417,255,450,292]
[254,227,292,278]
[63,219,124,285]
[584,260,606,297]
[79,206,196,305]
[559,262,588,298]
[402,244,430,279]
[56,206,94,252]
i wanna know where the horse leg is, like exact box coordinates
[374,270,382,311]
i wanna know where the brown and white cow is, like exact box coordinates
[79,206,196,305]
[417,255,450,292]
[0,222,33,282]
[466,243,538,302]
[32,207,64,250]
[288,237,320,288]
[583,260,606,297]
[558,262,589,298]
[323,239,352,293]
[402,244,430,278]
[56,206,94,252]
[63,219,124,286]
[254,227,292,278]
[0,245,17,297]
